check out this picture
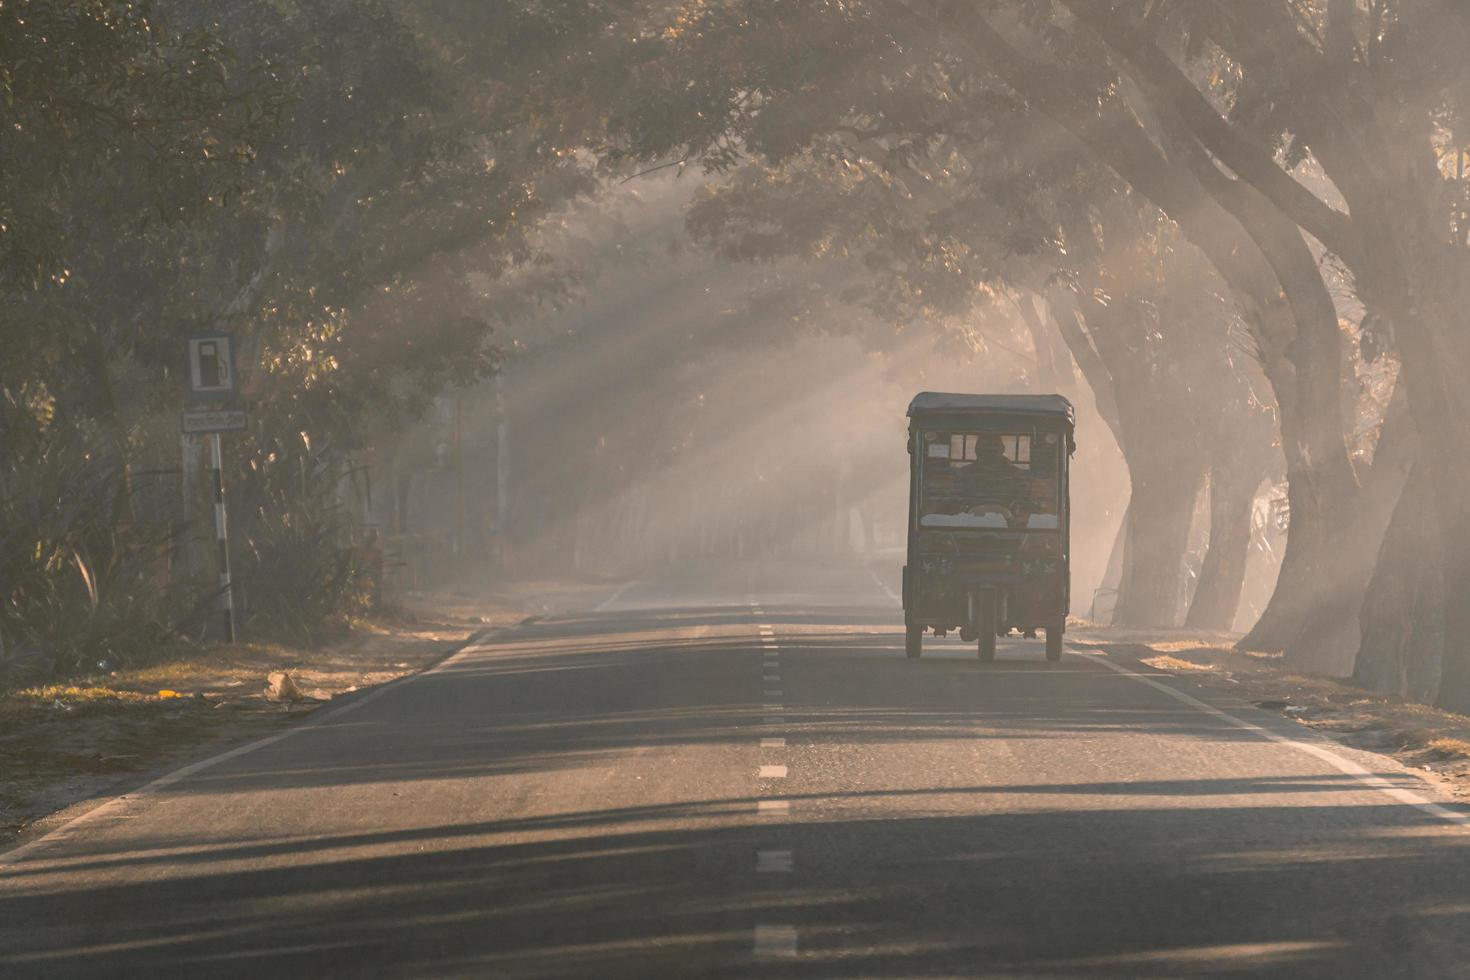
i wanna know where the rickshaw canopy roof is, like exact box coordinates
[907,392,1074,426]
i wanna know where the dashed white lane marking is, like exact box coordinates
[757,800,790,815]
[753,924,798,957]
[865,565,900,604]
[761,737,786,748]
[594,581,637,612]
[756,850,794,873]
[759,765,788,779]
[763,673,780,682]
[761,638,778,648]
[764,689,783,698]
[1074,647,1470,829]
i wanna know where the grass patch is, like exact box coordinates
[2,684,177,724]
[1425,737,1470,761]
[1141,654,1216,672]
[17,685,155,705]
[1149,640,1236,655]
[1391,727,1435,750]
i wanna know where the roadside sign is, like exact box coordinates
[181,409,248,434]
[181,333,244,643]
[185,333,237,404]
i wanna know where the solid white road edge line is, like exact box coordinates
[0,629,504,868]
[1071,645,1470,829]
[866,564,900,604]
[594,581,637,612]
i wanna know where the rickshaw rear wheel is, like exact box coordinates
[1045,620,1064,662]
[976,596,997,662]
[905,623,924,659]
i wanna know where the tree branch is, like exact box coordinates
[1059,0,1364,269]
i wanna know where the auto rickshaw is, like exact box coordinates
[902,393,1075,662]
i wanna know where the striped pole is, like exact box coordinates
[210,432,236,643]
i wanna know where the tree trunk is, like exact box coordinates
[1095,504,1129,624]
[1109,0,1470,689]
[1212,0,1470,699]
[1221,193,1358,654]
[1430,497,1470,714]
[1238,492,1332,650]
[1015,292,1069,395]
[1353,188,1470,711]
[394,471,413,535]
[1387,264,1470,714]
[1235,306,1360,654]
[1114,447,1208,627]
[1234,421,1404,672]
[952,6,1359,647]
[1354,464,1443,702]
[1278,388,1415,674]
[1184,463,1262,631]
[1303,162,1470,703]
[1054,290,1214,629]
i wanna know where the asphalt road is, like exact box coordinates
[4,559,1470,978]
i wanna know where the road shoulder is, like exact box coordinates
[0,575,631,854]
[1072,628,1470,805]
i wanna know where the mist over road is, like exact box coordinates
[3,560,1468,978]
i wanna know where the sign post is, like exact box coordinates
[207,430,236,643]
[183,333,243,643]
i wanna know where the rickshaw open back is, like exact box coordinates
[902,393,1076,661]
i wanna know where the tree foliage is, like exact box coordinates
[9,0,1470,709]
[0,0,601,669]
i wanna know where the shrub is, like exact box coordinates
[0,426,178,683]
[231,437,372,644]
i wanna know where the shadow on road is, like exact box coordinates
[4,800,1468,977]
[3,602,1468,977]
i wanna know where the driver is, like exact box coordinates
[961,434,1025,505]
